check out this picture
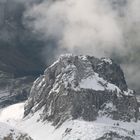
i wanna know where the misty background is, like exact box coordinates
[0,0,140,93]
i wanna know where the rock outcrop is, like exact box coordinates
[25,54,139,126]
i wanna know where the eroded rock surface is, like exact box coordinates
[25,54,139,126]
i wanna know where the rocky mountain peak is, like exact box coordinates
[24,54,139,126]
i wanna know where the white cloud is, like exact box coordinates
[24,0,140,92]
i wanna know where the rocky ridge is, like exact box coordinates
[25,54,139,127]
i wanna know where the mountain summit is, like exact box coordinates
[25,54,139,127]
[0,54,139,140]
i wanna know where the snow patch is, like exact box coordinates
[80,76,105,91]
[123,89,134,96]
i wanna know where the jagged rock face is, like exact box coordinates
[25,54,139,126]
[0,71,35,108]
[87,56,127,91]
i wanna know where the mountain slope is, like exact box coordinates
[0,54,139,140]
[16,54,139,140]
[0,103,33,140]
[25,54,139,125]
[0,98,140,140]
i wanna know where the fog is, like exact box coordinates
[23,0,140,92]
[0,0,140,93]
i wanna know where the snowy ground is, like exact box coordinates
[0,122,21,139]
[0,103,24,125]
[0,103,140,140]
[0,103,30,140]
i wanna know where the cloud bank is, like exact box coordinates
[24,0,140,92]
[24,0,125,57]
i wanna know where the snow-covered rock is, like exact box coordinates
[25,54,139,126]
[0,101,140,140]
[0,54,136,140]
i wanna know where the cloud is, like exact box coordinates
[24,0,140,92]
[24,0,126,57]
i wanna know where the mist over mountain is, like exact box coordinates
[0,0,140,93]
[0,1,140,139]
[24,0,140,93]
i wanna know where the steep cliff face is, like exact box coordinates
[25,54,139,126]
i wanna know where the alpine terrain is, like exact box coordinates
[0,54,140,140]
